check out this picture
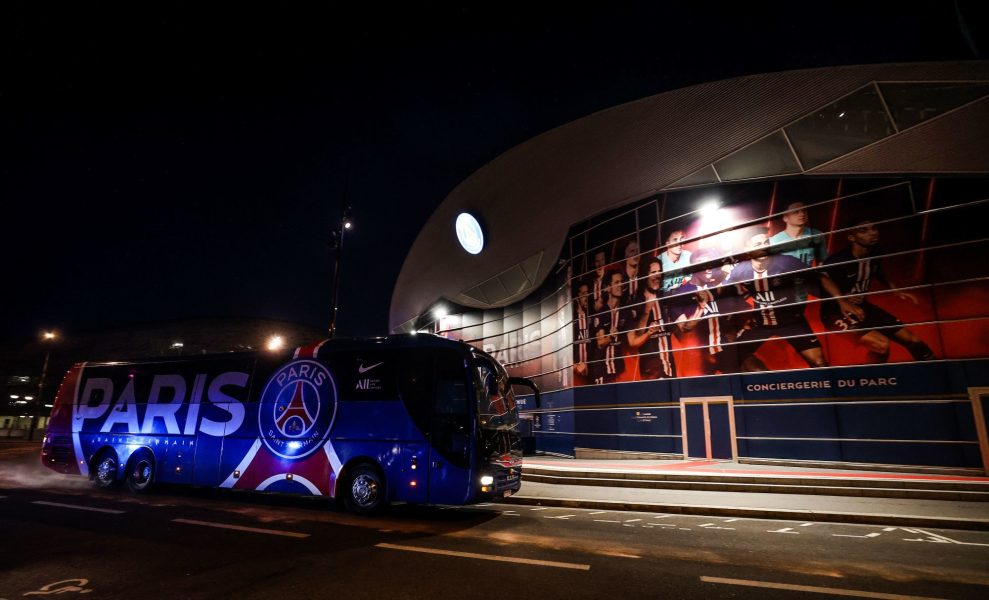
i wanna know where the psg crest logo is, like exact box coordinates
[258,359,337,460]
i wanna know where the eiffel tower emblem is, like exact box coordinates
[275,381,316,436]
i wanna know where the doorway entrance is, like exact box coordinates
[969,387,989,476]
[679,396,737,461]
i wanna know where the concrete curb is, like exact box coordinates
[522,473,989,501]
[500,495,989,531]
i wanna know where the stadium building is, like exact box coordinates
[390,62,989,474]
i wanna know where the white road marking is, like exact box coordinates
[624,519,642,523]
[545,514,575,520]
[699,523,735,530]
[883,527,898,532]
[652,515,671,519]
[799,522,814,527]
[588,511,608,515]
[723,518,739,523]
[594,519,622,523]
[529,507,550,511]
[833,532,881,539]
[700,575,945,599]
[172,518,309,538]
[768,527,798,534]
[907,528,989,547]
[32,501,124,514]
[376,543,591,571]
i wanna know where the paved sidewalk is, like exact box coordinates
[507,457,989,530]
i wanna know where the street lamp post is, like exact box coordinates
[328,205,353,338]
[30,331,57,442]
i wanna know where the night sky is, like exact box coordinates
[2,2,983,343]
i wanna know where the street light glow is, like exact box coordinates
[266,335,284,351]
[433,307,447,320]
[170,341,184,349]
[43,331,56,340]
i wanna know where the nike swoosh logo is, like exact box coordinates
[358,361,383,374]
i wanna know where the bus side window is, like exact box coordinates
[397,352,433,436]
[434,351,468,417]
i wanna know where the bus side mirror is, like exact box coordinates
[508,377,540,409]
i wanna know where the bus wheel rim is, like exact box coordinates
[352,474,378,507]
[134,460,152,486]
[96,457,115,483]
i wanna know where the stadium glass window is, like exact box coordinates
[714,130,803,180]
[784,84,895,169]
[877,82,989,130]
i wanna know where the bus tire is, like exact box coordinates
[126,451,155,494]
[343,463,385,514]
[93,450,120,489]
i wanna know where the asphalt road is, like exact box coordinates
[2,442,988,599]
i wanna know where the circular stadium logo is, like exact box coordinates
[455,212,484,255]
[258,359,337,460]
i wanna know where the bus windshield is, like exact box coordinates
[474,357,518,430]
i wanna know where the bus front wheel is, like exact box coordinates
[93,450,120,489]
[344,464,384,514]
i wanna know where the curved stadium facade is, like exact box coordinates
[390,62,989,474]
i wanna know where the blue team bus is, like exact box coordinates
[41,334,538,513]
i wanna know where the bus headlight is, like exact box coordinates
[480,475,494,486]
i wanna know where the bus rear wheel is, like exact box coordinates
[344,464,385,514]
[126,452,155,493]
[93,450,119,489]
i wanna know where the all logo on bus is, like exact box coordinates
[258,359,337,459]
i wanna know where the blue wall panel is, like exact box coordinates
[736,405,841,438]
[533,360,988,468]
[834,402,976,441]
[837,441,979,468]
[739,438,843,462]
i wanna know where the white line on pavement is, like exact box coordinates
[594,519,621,523]
[768,527,798,534]
[376,543,591,571]
[587,511,607,515]
[32,501,124,514]
[908,528,989,547]
[833,532,880,539]
[172,518,309,538]
[545,514,575,520]
[529,507,550,511]
[700,576,946,599]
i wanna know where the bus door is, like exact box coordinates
[425,350,474,505]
